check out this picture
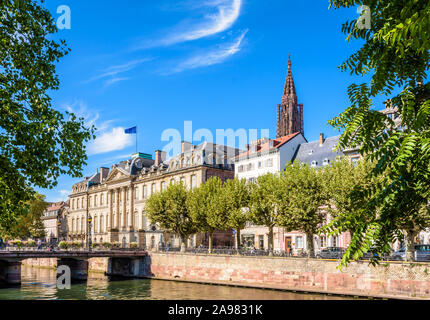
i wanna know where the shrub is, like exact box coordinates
[102,242,112,249]
[112,241,121,248]
[26,239,36,247]
[91,243,100,249]
[71,241,82,249]
[14,240,22,249]
[129,242,138,249]
[59,241,68,249]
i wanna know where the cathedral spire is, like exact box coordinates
[277,55,304,138]
[282,54,297,105]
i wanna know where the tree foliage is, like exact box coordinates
[0,0,95,232]
[328,0,430,266]
[187,177,226,252]
[248,173,283,255]
[146,183,196,252]
[223,178,250,250]
[278,162,326,258]
[1,192,47,239]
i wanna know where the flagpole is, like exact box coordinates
[136,126,138,153]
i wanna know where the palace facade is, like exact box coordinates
[67,142,239,249]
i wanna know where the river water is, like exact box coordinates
[0,266,355,300]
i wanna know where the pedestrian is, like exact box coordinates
[0,237,3,250]
[37,239,42,250]
[288,244,293,257]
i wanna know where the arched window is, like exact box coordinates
[77,218,80,232]
[100,215,104,233]
[161,181,166,191]
[81,218,84,233]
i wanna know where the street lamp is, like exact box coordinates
[88,215,93,251]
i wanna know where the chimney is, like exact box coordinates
[319,133,325,146]
[181,141,192,153]
[100,167,109,182]
[155,150,166,166]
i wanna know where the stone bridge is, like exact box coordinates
[0,250,149,285]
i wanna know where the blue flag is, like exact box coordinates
[125,126,137,134]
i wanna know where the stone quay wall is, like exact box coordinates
[23,257,108,273]
[22,253,430,299]
[144,253,430,300]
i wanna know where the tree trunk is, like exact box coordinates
[180,235,187,253]
[403,229,418,262]
[235,229,241,255]
[268,226,274,256]
[306,232,315,258]
[208,232,213,254]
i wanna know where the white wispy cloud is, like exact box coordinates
[84,58,151,85]
[63,101,133,156]
[137,0,242,49]
[104,77,130,87]
[87,127,134,156]
[165,29,248,74]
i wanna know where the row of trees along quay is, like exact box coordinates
[0,0,428,270]
[146,158,429,267]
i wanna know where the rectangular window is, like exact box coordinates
[351,157,360,167]
[151,183,156,194]
[258,161,262,169]
[267,159,273,167]
[191,175,196,189]
[135,187,138,200]
[295,236,304,249]
[143,185,147,199]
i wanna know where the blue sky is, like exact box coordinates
[39,0,383,202]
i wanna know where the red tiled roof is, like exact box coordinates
[235,132,300,160]
[46,201,66,212]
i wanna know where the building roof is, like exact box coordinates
[292,135,342,168]
[235,132,301,160]
[45,201,67,212]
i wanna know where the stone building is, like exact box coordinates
[234,132,306,182]
[67,142,239,249]
[42,201,69,244]
[276,56,304,138]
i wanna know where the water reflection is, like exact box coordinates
[0,266,354,300]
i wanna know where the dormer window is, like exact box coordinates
[308,150,313,155]
[311,160,317,167]
[323,158,330,166]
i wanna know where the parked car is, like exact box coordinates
[316,247,345,259]
[391,245,430,262]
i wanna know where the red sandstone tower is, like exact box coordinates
[276,55,304,138]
